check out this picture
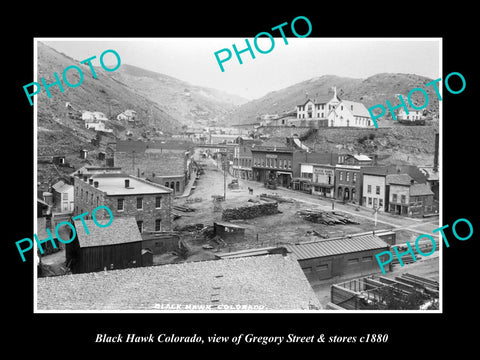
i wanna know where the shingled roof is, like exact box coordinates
[386,173,413,185]
[36,254,321,311]
[73,217,142,248]
[409,183,434,196]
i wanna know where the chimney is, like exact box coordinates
[94,181,99,188]
[410,179,415,185]
[89,178,94,185]
[125,179,130,188]
[433,132,439,172]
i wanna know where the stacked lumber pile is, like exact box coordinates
[297,209,360,225]
[222,201,279,221]
[173,204,195,212]
[259,193,293,203]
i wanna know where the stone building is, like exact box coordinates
[73,173,173,233]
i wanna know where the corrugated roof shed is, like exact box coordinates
[73,217,142,248]
[36,254,320,311]
[285,235,389,261]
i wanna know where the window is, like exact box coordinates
[316,264,329,271]
[176,181,180,192]
[373,198,378,207]
[155,219,161,231]
[340,172,343,181]
[96,197,99,207]
[362,256,373,262]
[346,172,350,181]
[117,198,124,211]
[165,182,169,188]
[81,188,83,199]
[368,197,372,205]
[302,267,312,274]
[367,184,371,193]
[353,173,357,183]
[392,194,397,202]
[379,198,383,207]
[376,186,380,195]
[363,196,366,204]
[288,160,291,169]
[86,191,88,201]
[137,197,143,210]
[62,193,68,200]
[348,258,359,265]
[401,195,406,204]
[137,220,143,233]
[155,196,162,208]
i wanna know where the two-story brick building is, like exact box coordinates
[73,173,173,233]
[232,138,262,180]
[114,140,194,196]
[311,164,336,197]
[388,174,435,217]
[335,164,362,204]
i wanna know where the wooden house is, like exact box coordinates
[66,217,142,274]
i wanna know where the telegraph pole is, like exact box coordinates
[223,152,227,200]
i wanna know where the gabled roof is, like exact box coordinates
[285,235,389,261]
[297,92,336,107]
[52,181,73,193]
[339,100,371,118]
[51,180,65,191]
[409,183,434,196]
[73,217,142,248]
[36,254,320,310]
[386,173,413,186]
[352,154,371,161]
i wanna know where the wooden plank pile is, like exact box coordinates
[259,193,293,203]
[173,204,195,212]
[297,209,360,225]
[222,201,279,221]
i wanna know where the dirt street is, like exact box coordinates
[174,152,440,253]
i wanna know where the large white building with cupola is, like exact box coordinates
[295,87,373,128]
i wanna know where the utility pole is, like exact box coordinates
[223,152,227,200]
[132,150,135,172]
[373,207,378,235]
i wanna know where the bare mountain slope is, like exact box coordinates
[110,64,249,127]
[223,73,439,125]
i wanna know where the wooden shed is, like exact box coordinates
[285,234,391,282]
[66,217,142,274]
[214,221,246,242]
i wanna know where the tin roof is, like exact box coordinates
[285,235,389,261]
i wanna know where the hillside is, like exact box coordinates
[222,73,439,126]
[110,64,249,127]
[37,42,182,136]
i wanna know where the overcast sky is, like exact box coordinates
[41,38,440,100]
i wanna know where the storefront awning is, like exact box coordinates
[312,182,334,188]
[293,178,311,183]
[277,171,293,176]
